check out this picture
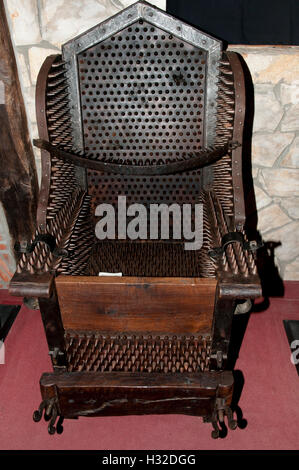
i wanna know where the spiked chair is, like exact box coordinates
[9,1,262,438]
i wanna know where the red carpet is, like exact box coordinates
[0,283,298,450]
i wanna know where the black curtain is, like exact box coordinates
[166,0,299,45]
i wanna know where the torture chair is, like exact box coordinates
[9,1,262,438]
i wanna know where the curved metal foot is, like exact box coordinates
[33,398,61,435]
[33,400,46,422]
[211,411,220,439]
[225,406,237,430]
[208,399,238,438]
[56,415,64,434]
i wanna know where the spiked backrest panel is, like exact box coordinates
[59,2,224,228]
[78,22,207,159]
[62,2,222,152]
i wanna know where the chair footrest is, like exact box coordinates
[39,370,234,419]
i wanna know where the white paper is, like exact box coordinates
[98,272,123,276]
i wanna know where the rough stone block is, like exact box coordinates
[22,86,36,127]
[40,0,111,46]
[252,132,294,167]
[253,86,283,132]
[259,169,299,197]
[229,46,299,84]
[254,185,272,210]
[279,80,299,106]
[280,104,299,132]
[263,221,299,263]
[284,257,299,280]
[280,197,299,219]
[16,52,31,88]
[5,0,41,45]
[257,204,290,234]
[280,136,299,168]
[28,46,58,85]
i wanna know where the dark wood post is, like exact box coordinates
[0,1,38,256]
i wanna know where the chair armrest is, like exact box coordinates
[9,189,88,298]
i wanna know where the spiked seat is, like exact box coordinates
[9,1,261,438]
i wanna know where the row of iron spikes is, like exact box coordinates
[60,194,95,275]
[211,191,252,276]
[205,190,229,273]
[67,349,211,367]
[90,248,204,278]
[17,189,85,274]
[67,346,209,362]
[213,53,235,215]
[46,59,78,221]
[66,332,211,345]
[66,352,211,371]
[69,361,209,374]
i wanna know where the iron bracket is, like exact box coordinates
[208,231,263,259]
[14,234,68,258]
[49,347,65,360]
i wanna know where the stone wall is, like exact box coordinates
[229,46,299,280]
[0,0,298,287]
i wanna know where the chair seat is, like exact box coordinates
[88,240,215,277]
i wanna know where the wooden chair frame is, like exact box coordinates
[9,1,261,438]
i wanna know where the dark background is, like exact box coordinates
[166,0,299,45]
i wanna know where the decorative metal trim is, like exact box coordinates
[62,0,222,151]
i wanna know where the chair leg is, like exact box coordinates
[33,397,61,435]
[208,399,238,438]
[225,405,237,430]
[211,410,221,439]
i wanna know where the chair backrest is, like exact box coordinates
[61,2,226,218]
[39,1,245,240]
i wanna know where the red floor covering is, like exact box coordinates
[0,282,298,450]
